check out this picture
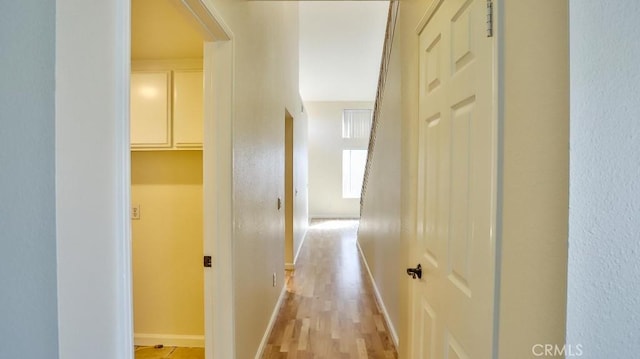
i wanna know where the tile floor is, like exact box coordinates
[134,346,203,359]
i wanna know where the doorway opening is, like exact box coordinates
[130,0,206,355]
[285,110,295,271]
[128,1,234,358]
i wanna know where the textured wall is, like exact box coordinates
[307,101,372,218]
[208,1,307,357]
[0,2,58,358]
[568,1,640,357]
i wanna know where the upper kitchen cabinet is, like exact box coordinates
[130,68,203,150]
[130,71,172,148]
[173,70,203,149]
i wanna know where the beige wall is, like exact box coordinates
[362,0,569,357]
[397,2,425,357]
[207,1,307,357]
[357,8,403,344]
[497,1,569,357]
[306,101,372,219]
[131,151,204,340]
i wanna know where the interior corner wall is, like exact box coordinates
[0,2,58,358]
[306,101,373,219]
[568,1,640,356]
[206,1,305,358]
[357,17,403,344]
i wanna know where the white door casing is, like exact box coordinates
[411,0,497,357]
[128,0,235,357]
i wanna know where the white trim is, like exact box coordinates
[356,240,399,348]
[204,6,235,359]
[115,0,134,356]
[415,0,445,34]
[254,283,288,359]
[193,2,236,358]
[177,0,231,42]
[285,263,295,270]
[134,334,205,348]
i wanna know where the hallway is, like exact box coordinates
[262,220,398,358]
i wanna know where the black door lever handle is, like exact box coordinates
[406,264,422,279]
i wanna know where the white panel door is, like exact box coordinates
[411,0,496,357]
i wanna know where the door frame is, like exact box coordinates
[56,0,235,358]
[156,2,236,358]
[284,109,295,270]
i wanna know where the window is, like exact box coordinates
[342,109,372,139]
[342,149,368,198]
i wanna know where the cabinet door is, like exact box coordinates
[173,70,203,148]
[130,71,172,148]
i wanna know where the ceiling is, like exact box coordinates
[132,0,388,101]
[299,1,389,102]
[131,0,203,60]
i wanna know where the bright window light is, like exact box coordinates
[342,109,372,139]
[342,149,367,199]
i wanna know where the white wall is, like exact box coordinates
[307,101,372,219]
[56,0,133,357]
[0,2,58,358]
[568,1,640,357]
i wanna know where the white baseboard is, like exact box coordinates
[356,240,399,349]
[254,282,288,359]
[134,333,204,348]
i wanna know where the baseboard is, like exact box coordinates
[285,262,295,270]
[134,333,205,348]
[254,282,288,359]
[356,240,400,349]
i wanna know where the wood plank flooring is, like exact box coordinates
[262,219,398,359]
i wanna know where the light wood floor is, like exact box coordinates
[134,220,397,359]
[262,219,398,359]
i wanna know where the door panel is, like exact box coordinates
[411,0,496,357]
